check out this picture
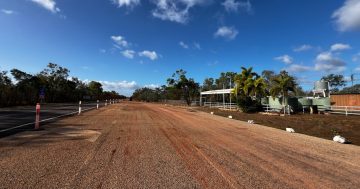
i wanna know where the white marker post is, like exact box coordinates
[105,100,108,106]
[97,100,99,109]
[35,103,40,130]
[78,101,82,115]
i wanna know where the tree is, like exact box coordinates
[261,70,276,94]
[233,67,266,112]
[167,69,200,105]
[88,81,103,100]
[321,74,346,92]
[215,72,236,89]
[270,71,297,114]
[234,67,260,97]
[11,69,41,104]
[202,78,216,91]
[0,70,13,106]
[339,84,360,94]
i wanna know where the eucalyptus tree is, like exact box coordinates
[167,69,200,105]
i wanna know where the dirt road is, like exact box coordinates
[1,102,359,188]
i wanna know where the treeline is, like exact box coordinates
[0,63,126,107]
[132,69,199,105]
[131,67,358,112]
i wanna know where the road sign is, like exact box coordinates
[39,87,45,99]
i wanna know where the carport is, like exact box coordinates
[200,89,235,109]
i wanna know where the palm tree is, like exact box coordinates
[270,72,297,114]
[252,77,267,97]
[235,67,257,96]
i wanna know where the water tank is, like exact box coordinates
[298,97,312,108]
[261,97,269,105]
[312,97,331,111]
[314,81,329,91]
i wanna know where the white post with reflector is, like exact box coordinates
[35,103,40,130]
[105,100,107,106]
[78,101,82,115]
[97,100,99,109]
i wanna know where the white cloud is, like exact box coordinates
[121,50,136,59]
[330,43,351,52]
[1,9,15,15]
[352,52,360,62]
[222,0,252,13]
[332,0,360,32]
[138,50,158,60]
[286,64,312,73]
[111,35,129,48]
[355,67,360,72]
[99,80,138,96]
[31,0,60,13]
[214,26,238,40]
[144,84,160,89]
[99,80,138,90]
[193,42,201,50]
[274,55,293,64]
[151,0,205,24]
[315,52,346,73]
[112,0,140,8]
[208,60,219,66]
[293,44,313,52]
[179,41,189,49]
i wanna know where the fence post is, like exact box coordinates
[288,105,290,115]
[35,103,40,130]
[97,100,99,109]
[346,106,348,116]
[78,101,82,115]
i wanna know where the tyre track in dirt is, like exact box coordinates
[1,102,360,188]
[149,104,360,188]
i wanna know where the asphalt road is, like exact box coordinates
[0,101,110,136]
[0,102,359,188]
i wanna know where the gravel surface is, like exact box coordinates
[0,102,359,188]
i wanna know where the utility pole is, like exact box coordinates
[223,84,225,109]
[229,76,232,110]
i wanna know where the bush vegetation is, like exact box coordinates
[0,63,126,107]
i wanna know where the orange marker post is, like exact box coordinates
[35,103,40,130]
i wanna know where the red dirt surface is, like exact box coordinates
[0,102,359,188]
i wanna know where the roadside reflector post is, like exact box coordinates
[35,103,40,130]
[97,100,99,109]
[105,100,107,106]
[78,101,82,115]
[110,99,112,105]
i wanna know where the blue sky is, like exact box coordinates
[1,0,360,96]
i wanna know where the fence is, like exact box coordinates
[203,102,237,110]
[262,104,291,115]
[331,94,360,106]
[326,105,360,116]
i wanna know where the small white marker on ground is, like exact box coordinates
[333,135,346,144]
[286,128,295,133]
